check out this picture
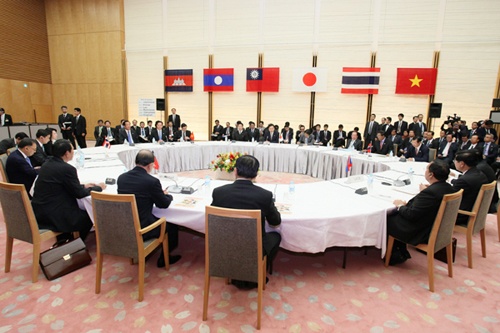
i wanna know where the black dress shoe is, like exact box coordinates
[389,252,407,266]
[231,277,269,289]
[157,255,182,268]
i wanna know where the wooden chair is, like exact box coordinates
[393,143,398,155]
[203,206,267,330]
[7,147,17,155]
[385,189,463,292]
[0,181,61,283]
[454,181,496,269]
[0,154,9,182]
[428,148,437,162]
[91,191,169,302]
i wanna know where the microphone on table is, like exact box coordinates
[393,174,411,187]
[163,176,196,194]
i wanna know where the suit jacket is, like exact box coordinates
[44,141,54,156]
[372,138,393,155]
[211,179,281,256]
[426,138,440,149]
[437,141,458,163]
[347,131,363,141]
[145,126,154,141]
[476,161,499,213]
[363,121,379,143]
[94,126,105,145]
[31,156,102,233]
[393,120,408,135]
[387,181,457,245]
[223,127,234,140]
[458,140,471,151]
[73,115,87,136]
[380,124,394,137]
[29,140,48,167]
[451,167,489,225]
[345,138,363,151]
[168,114,181,130]
[332,130,345,144]
[175,130,191,141]
[297,134,313,145]
[408,122,421,137]
[119,128,139,144]
[0,138,15,155]
[136,127,149,142]
[404,144,429,162]
[264,131,279,143]
[389,135,402,146]
[6,149,39,194]
[246,128,260,142]
[117,166,173,238]
[232,129,248,141]
[1,114,13,126]
[213,125,223,140]
[103,127,117,142]
[295,130,304,143]
[469,128,479,138]
[481,142,499,164]
[319,130,332,145]
[281,128,294,144]
[151,128,168,142]
[477,127,498,141]
[58,113,73,132]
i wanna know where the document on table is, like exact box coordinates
[275,203,292,214]
[175,197,203,208]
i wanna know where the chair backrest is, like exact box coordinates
[393,143,398,154]
[91,192,143,260]
[429,189,463,252]
[7,147,17,155]
[471,181,496,234]
[205,206,262,283]
[0,154,9,182]
[0,181,38,244]
[428,148,437,162]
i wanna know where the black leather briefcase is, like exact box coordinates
[39,238,92,280]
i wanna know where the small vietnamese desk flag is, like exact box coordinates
[395,68,437,95]
[154,157,159,170]
[246,68,279,92]
[165,69,193,92]
[204,68,234,91]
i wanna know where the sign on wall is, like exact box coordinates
[138,98,156,117]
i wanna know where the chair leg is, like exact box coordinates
[138,258,145,302]
[497,212,500,242]
[263,256,267,291]
[129,258,134,265]
[73,231,80,239]
[4,236,13,273]
[202,276,211,321]
[162,236,169,271]
[446,244,453,278]
[32,243,41,283]
[342,248,347,269]
[427,252,435,292]
[257,267,263,330]
[466,231,473,269]
[95,253,103,294]
[384,236,395,267]
[480,229,487,258]
[224,278,229,285]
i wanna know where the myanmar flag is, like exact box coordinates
[246,68,279,92]
[395,68,437,95]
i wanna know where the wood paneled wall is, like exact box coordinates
[45,0,126,130]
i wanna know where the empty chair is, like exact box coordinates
[0,154,8,182]
[385,189,463,292]
[203,206,267,330]
[91,191,169,302]
[454,181,496,269]
[0,181,61,282]
[7,147,17,155]
[428,148,437,163]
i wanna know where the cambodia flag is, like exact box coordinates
[246,68,279,92]
[204,68,234,91]
[395,68,437,95]
[165,69,193,92]
[346,156,352,174]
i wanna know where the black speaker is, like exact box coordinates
[156,98,165,111]
[429,103,442,118]
[493,98,500,108]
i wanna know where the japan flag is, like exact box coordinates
[292,67,328,92]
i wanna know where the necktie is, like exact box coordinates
[99,126,102,136]
[398,121,401,131]
[420,123,423,132]
[159,130,162,141]
[183,132,185,140]
[369,122,373,134]
[380,141,383,149]
[443,142,451,156]
[415,147,419,156]
[127,130,132,143]
[26,157,32,167]
[141,128,145,136]
[484,143,489,155]
[487,129,490,134]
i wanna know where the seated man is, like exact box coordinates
[117,150,180,267]
[297,129,314,146]
[119,120,139,144]
[371,131,392,155]
[212,120,223,141]
[437,133,458,165]
[320,124,332,146]
[458,132,471,151]
[387,160,457,265]
[30,129,51,167]
[345,131,363,151]
[166,121,176,142]
[137,121,149,143]
[246,121,260,142]
[452,149,489,226]
[295,125,305,143]
[0,132,28,155]
[175,123,191,141]
[223,122,233,140]
[481,133,498,165]
[425,131,439,149]
[151,120,168,143]
[404,136,429,162]
[31,140,106,242]
[103,121,117,145]
[5,138,40,195]
[232,123,248,141]
[211,154,281,287]
[475,153,499,213]
[281,122,294,144]
[388,129,402,146]
[263,124,279,143]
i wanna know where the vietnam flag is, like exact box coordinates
[395,68,437,95]
[246,68,279,92]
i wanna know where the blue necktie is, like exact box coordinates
[26,157,32,167]
[127,130,132,143]
[159,131,162,141]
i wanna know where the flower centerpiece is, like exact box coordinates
[211,151,246,181]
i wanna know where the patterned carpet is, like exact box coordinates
[1,173,500,332]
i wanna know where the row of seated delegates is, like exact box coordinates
[0,108,13,126]
[0,132,29,154]
[58,106,87,149]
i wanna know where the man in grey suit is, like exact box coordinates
[345,131,363,151]
[298,129,314,146]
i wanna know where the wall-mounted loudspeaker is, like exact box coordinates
[156,98,165,111]
[428,103,442,118]
[492,98,500,108]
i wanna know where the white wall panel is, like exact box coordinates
[124,0,163,50]
[214,0,260,46]
[166,0,208,48]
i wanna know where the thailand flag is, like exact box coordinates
[341,67,380,94]
[346,156,352,174]
[204,69,234,91]
[102,137,111,149]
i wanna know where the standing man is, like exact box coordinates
[383,117,394,137]
[131,119,139,134]
[394,113,408,136]
[119,120,138,144]
[72,108,87,148]
[168,108,181,131]
[0,108,13,126]
[212,120,223,141]
[6,138,40,195]
[94,119,105,146]
[418,114,427,134]
[408,116,421,137]
[363,114,379,149]
[58,106,75,148]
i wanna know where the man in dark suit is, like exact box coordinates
[58,106,75,148]
[145,120,154,141]
[371,131,393,155]
[6,138,40,195]
[212,120,223,141]
[363,114,379,148]
[30,129,50,167]
[211,154,281,286]
[119,120,139,144]
[408,116,421,137]
[404,136,429,162]
[281,122,294,144]
[115,119,125,133]
[417,114,427,134]
[94,119,105,146]
[468,134,482,151]
[387,160,457,265]
[476,157,499,213]
[332,125,345,147]
[175,123,191,142]
[394,113,408,136]
[347,127,363,142]
[168,108,181,131]
[345,131,363,151]
[0,132,28,155]
[223,122,233,140]
[232,123,249,141]
[103,121,117,145]
[137,121,149,143]
[165,121,176,142]
[0,108,13,126]
[72,108,87,148]
[481,133,498,165]
[437,133,458,165]
[131,119,139,134]
[477,120,498,142]
[151,120,168,143]
[458,132,471,151]
[469,122,479,138]
[295,125,306,143]
[452,150,489,225]
[425,131,439,149]
[263,124,279,143]
[247,121,260,142]
[318,124,332,146]
[117,149,180,267]
[31,140,106,242]
[388,129,402,146]
[381,117,394,138]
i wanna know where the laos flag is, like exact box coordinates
[204,68,234,91]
